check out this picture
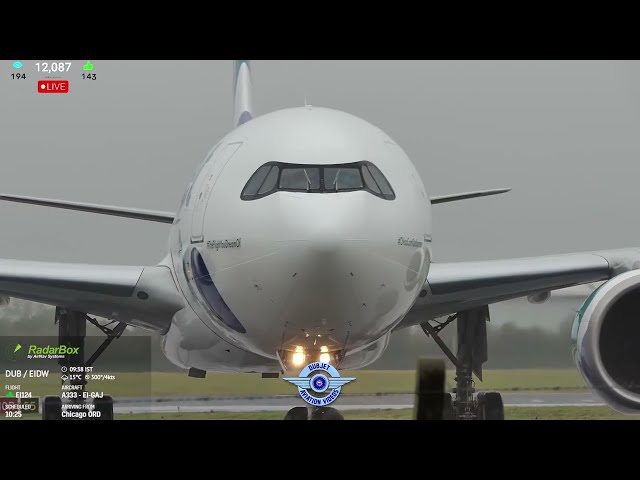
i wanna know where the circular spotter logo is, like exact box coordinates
[283,362,356,406]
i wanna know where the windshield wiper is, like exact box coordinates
[332,169,341,191]
[303,169,312,191]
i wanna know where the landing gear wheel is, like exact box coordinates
[414,358,446,420]
[284,406,309,420]
[310,406,345,420]
[443,392,454,420]
[477,391,504,420]
[93,395,114,420]
[42,396,63,420]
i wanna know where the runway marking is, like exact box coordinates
[109,393,606,413]
[504,403,605,407]
[112,402,607,413]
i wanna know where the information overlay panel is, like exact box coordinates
[0,336,152,420]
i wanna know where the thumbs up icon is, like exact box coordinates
[83,61,94,71]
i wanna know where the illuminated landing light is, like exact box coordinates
[319,353,331,364]
[320,346,329,353]
[292,352,305,366]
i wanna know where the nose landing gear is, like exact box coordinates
[284,406,345,420]
[415,306,505,420]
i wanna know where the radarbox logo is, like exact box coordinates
[26,345,80,359]
[4,344,23,362]
[2,342,80,361]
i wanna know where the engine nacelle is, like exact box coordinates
[574,270,640,413]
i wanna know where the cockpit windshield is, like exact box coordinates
[280,167,321,191]
[241,161,395,200]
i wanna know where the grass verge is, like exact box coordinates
[113,406,637,420]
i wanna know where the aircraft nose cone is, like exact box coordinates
[268,193,420,351]
[209,191,428,358]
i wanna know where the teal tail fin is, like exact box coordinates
[234,60,253,127]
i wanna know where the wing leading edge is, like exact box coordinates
[0,258,184,333]
[400,248,640,329]
[430,188,511,205]
[0,194,175,224]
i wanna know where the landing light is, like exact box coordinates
[292,352,305,366]
[319,353,331,364]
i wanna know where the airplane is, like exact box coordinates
[1,60,639,420]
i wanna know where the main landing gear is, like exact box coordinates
[415,306,504,420]
[284,406,345,420]
[41,307,125,420]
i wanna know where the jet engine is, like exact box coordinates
[573,270,640,413]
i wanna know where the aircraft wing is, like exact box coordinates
[430,188,511,205]
[0,194,175,224]
[399,248,640,329]
[0,258,184,333]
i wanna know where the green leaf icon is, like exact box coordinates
[13,344,21,353]
[6,391,15,397]
[83,61,94,71]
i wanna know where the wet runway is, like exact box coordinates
[113,392,604,414]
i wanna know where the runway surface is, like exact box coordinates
[112,392,604,414]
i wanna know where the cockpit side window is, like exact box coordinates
[241,161,395,201]
[367,164,394,198]
[243,165,272,196]
[361,165,382,194]
[258,165,279,194]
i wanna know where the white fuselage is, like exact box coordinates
[161,107,432,372]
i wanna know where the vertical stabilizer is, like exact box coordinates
[234,60,253,127]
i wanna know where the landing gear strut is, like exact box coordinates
[416,306,504,420]
[41,307,125,420]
